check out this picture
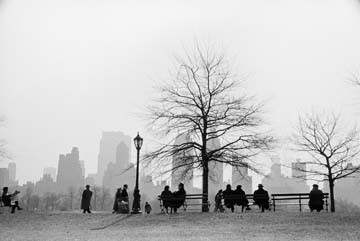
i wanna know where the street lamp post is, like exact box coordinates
[131,132,143,214]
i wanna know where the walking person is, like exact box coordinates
[214,189,224,212]
[81,185,93,214]
[144,202,152,214]
[112,188,122,213]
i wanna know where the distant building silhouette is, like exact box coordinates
[8,162,16,182]
[232,159,252,193]
[34,174,57,195]
[102,138,135,191]
[207,137,223,197]
[261,157,309,194]
[96,131,132,185]
[0,168,9,187]
[85,174,96,186]
[292,159,306,179]
[171,133,194,192]
[43,167,57,181]
[56,147,84,193]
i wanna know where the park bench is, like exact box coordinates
[158,193,210,212]
[271,193,329,212]
[221,194,272,212]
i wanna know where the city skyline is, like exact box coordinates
[1,0,360,184]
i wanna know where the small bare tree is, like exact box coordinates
[292,112,360,212]
[145,43,273,212]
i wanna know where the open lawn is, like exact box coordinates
[1,210,360,241]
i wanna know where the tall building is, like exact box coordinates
[43,167,57,181]
[171,133,194,192]
[292,159,307,179]
[96,131,132,184]
[0,168,9,187]
[232,160,252,193]
[8,162,16,181]
[34,174,57,195]
[56,147,84,192]
[207,136,223,197]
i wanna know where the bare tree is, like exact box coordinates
[145,43,273,212]
[292,112,360,212]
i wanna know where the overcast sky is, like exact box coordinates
[1,0,360,184]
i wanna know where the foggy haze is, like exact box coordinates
[1,0,360,184]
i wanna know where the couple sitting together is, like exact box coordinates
[160,183,186,213]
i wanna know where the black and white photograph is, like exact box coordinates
[1,0,360,240]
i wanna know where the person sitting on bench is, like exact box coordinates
[171,183,186,213]
[160,185,173,213]
[234,185,249,212]
[1,187,22,213]
[309,184,324,212]
[214,189,225,212]
[223,184,235,212]
[253,184,269,212]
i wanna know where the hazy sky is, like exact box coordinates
[1,0,360,184]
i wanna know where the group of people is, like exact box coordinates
[215,184,270,213]
[1,186,22,213]
[160,183,186,213]
[112,184,129,213]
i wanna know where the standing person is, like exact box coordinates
[118,184,129,213]
[309,184,324,212]
[112,188,122,213]
[234,185,249,212]
[81,185,93,214]
[144,202,152,214]
[1,187,22,213]
[172,183,186,213]
[160,185,173,213]
[214,189,224,212]
[223,184,235,212]
[253,184,269,212]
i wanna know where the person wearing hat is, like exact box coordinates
[253,184,269,212]
[81,185,93,214]
[309,184,324,212]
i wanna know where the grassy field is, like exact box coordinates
[1,210,360,241]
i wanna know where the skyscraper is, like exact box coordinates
[96,131,132,184]
[171,133,194,192]
[232,161,252,193]
[8,162,16,181]
[56,147,84,192]
[0,168,9,187]
[207,137,223,197]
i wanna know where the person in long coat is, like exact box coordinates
[253,184,269,212]
[81,185,93,214]
[234,185,249,212]
[112,188,122,213]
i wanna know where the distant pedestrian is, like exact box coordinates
[144,202,152,214]
[81,185,93,214]
[309,184,324,212]
[214,189,225,212]
[118,184,129,213]
[121,184,129,202]
[253,184,269,212]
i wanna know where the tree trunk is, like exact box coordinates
[202,161,209,212]
[329,180,335,212]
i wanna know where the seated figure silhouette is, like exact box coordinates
[171,183,186,213]
[160,185,173,213]
[223,184,235,212]
[309,184,324,212]
[253,184,269,212]
[234,185,249,212]
[1,187,22,213]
